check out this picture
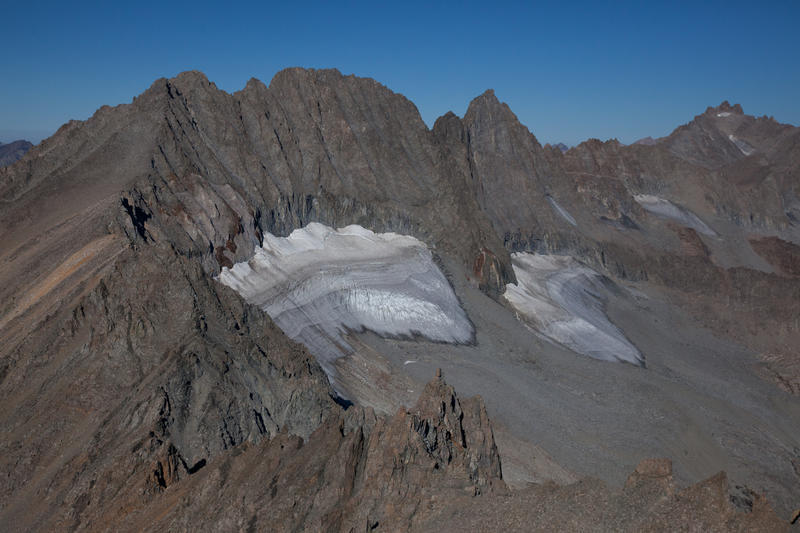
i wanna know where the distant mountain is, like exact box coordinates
[554,142,570,152]
[0,139,33,167]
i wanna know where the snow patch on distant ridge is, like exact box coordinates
[728,134,755,156]
[503,253,643,366]
[217,223,473,380]
[547,195,578,226]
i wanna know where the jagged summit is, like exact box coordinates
[706,100,745,116]
[172,69,212,85]
[242,76,267,92]
[10,68,776,164]
[463,87,543,150]
[433,110,461,125]
[465,88,515,120]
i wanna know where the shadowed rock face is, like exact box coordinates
[0,139,33,167]
[0,69,798,530]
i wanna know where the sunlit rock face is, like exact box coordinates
[218,223,473,378]
[504,253,644,366]
[633,194,717,236]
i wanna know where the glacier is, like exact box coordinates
[633,194,717,236]
[217,223,473,379]
[503,253,644,366]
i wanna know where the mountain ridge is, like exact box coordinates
[1,68,798,529]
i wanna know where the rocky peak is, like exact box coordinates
[463,88,541,148]
[173,69,213,86]
[432,110,465,141]
[707,100,744,116]
[269,66,346,87]
[266,66,421,124]
[464,89,502,123]
[362,369,503,493]
[164,70,225,106]
[410,369,470,454]
[660,100,755,168]
[242,76,267,93]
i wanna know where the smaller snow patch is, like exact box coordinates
[504,253,644,366]
[633,194,717,236]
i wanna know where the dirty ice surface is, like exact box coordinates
[633,194,717,236]
[547,195,578,226]
[217,223,473,378]
[503,253,644,366]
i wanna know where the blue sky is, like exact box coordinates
[2,1,798,145]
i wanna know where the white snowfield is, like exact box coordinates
[504,253,644,366]
[728,134,755,156]
[716,112,732,117]
[546,195,578,226]
[633,194,717,236]
[217,223,473,377]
